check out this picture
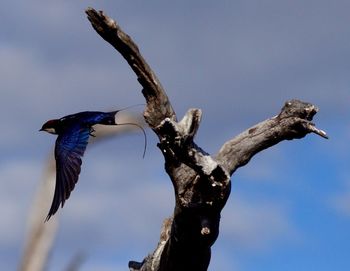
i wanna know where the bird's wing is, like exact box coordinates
[46,125,90,221]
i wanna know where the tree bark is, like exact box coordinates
[85,8,328,271]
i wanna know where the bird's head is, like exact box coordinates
[39,119,60,134]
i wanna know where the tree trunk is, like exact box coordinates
[85,8,328,271]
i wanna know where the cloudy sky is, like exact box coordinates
[1,0,349,270]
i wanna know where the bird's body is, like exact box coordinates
[40,111,121,221]
[43,111,118,134]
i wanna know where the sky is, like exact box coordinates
[1,0,349,270]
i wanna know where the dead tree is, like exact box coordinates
[85,8,328,271]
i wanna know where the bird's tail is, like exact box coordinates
[100,104,145,126]
[108,104,147,158]
[110,103,145,116]
[115,122,147,158]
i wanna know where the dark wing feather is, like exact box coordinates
[46,125,90,221]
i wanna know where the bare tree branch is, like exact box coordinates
[17,160,58,271]
[86,8,176,128]
[216,100,328,175]
[85,7,327,271]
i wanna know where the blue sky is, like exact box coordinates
[1,1,349,270]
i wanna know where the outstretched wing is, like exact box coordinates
[46,125,90,221]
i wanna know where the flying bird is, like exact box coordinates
[40,110,146,221]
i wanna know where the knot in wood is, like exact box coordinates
[201,227,211,235]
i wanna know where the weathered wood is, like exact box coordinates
[86,8,176,129]
[216,100,328,175]
[85,8,327,271]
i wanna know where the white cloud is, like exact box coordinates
[0,44,141,149]
[234,148,287,183]
[331,179,350,216]
[60,179,173,243]
[333,194,350,216]
[220,196,299,252]
[210,248,241,271]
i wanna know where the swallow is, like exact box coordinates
[40,110,146,221]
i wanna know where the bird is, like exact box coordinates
[40,110,146,221]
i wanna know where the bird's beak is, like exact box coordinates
[39,128,44,132]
